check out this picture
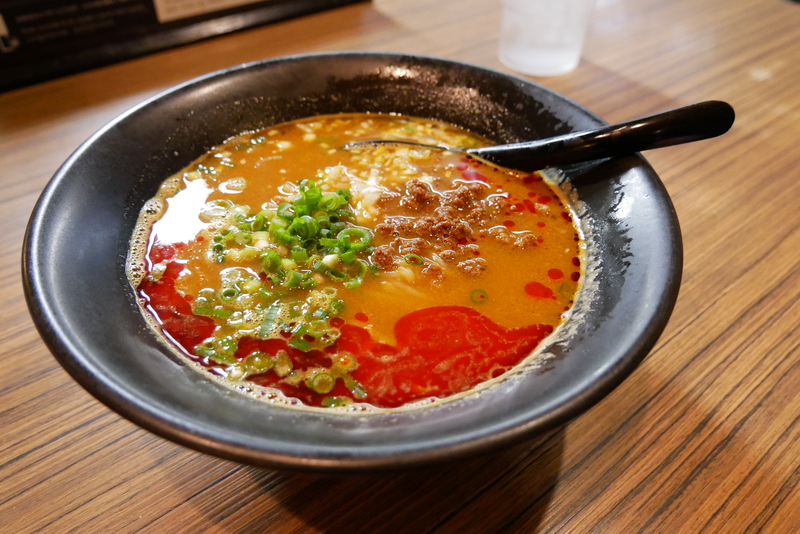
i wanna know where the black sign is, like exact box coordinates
[0,0,366,92]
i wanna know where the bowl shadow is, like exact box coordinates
[265,428,565,533]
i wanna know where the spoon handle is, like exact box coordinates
[468,101,735,172]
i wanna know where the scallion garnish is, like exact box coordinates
[470,289,489,304]
[283,270,304,288]
[337,228,372,250]
[220,288,239,301]
[277,202,295,221]
[308,373,336,394]
[196,179,376,363]
[291,246,309,262]
[261,249,281,272]
[404,253,425,266]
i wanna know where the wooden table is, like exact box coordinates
[3,0,800,531]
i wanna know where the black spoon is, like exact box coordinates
[344,101,735,172]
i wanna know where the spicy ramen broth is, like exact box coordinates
[129,114,583,409]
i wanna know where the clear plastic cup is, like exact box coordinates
[498,0,596,77]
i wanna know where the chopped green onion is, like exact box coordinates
[242,279,261,293]
[220,288,239,301]
[245,352,274,373]
[338,228,372,250]
[319,192,342,210]
[211,308,232,319]
[277,202,295,221]
[290,215,320,239]
[261,250,281,272]
[274,351,293,376]
[301,184,322,208]
[194,335,238,365]
[193,179,374,367]
[283,270,304,288]
[268,217,288,233]
[259,302,284,338]
[334,353,357,372]
[234,231,252,246]
[404,253,424,266]
[238,247,259,261]
[273,228,293,244]
[291,246,309,262]
[301,277,318,289]
[294,203,310,217]
[342,259,368,289]
[313,260,329,273]
[308,373,336,394]
[306,319,333,336]
[329,298,345,315]
[343,376,368,399]
[470,289,489,304]
[340,250,357,264]
[328,269,346,280]
[288,337,313,351]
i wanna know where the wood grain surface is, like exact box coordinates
[3,0,800,532]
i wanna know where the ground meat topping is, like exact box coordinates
[442,183,486,209]
[514,234,538,249]
[375,221,396,236]
[487,226,515,245]
[465,206,487,225]
[368,168,538,283]
[456,257,487,276]
[376,191,401,208]
[432,219,473,247]
[408,216,473,247]
[400,179,438,210]
[391,237,428,256]
[421,262,444,283]
[376,217,417,237]
[439,250,457,262]
[371,245,396,270]
[433,205,458,220]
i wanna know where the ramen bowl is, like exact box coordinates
[23,52,681,472]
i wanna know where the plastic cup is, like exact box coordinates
[498,0,596,77]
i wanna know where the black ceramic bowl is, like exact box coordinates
[23,52,682,472]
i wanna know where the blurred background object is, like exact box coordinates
[498,0,595,76]
[0,0,367,92]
